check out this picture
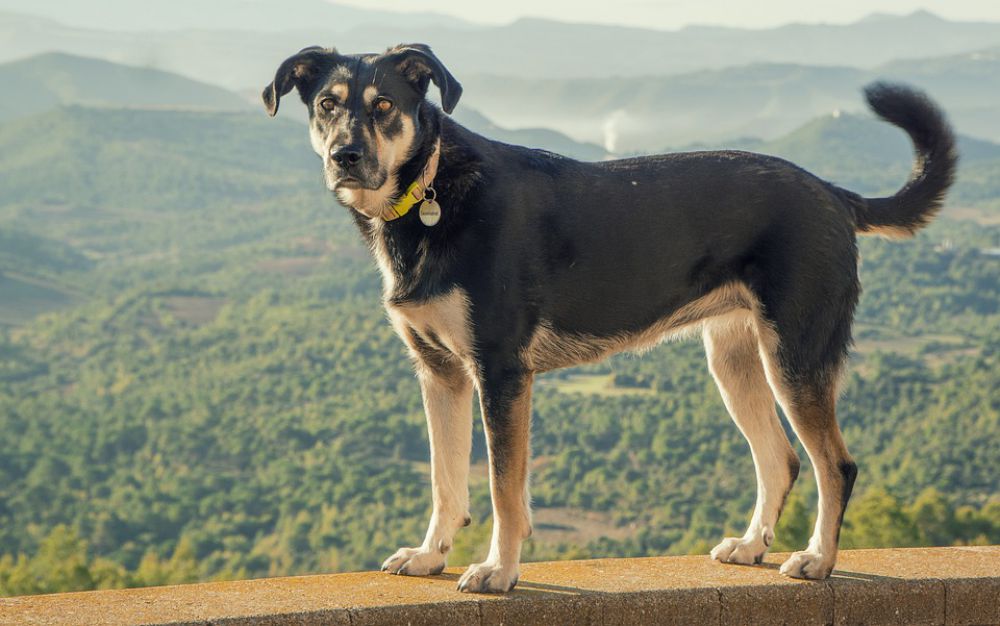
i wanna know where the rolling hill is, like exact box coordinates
[2,105,998,266]
[0,106,316,212]
[450,108,608,161]
[0,52,252,122]
[0,53,607,161]
[713,112,1000,204]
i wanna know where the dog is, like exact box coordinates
[262,44,956,593]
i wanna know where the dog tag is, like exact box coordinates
[419,199,441,226]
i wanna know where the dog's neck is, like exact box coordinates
[356,118,483,305]
[381,139,442,222]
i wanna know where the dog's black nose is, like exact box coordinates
[331,146,363,168]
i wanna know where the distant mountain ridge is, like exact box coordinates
[1,9,1000,91]
[0,53,606,160]
[4,9,999,152]
[707,112,1000,204]
[457,48,1000,150]
[0,0,473,32]
[0,52,252,122]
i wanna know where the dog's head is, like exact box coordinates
[262,44,461,218]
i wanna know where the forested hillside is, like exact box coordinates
[0,52,251,123]
[1,92,998,595]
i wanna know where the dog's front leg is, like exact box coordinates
[457,367,533,593]
[382,361,473,576]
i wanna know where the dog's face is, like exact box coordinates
[263,44,461,217]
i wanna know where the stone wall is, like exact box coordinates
[1,546,997,625]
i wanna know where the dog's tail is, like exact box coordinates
[852,82,957,238]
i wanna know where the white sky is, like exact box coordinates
[330,0,1000,30]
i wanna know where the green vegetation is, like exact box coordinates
[0,52,251,123]
[0,526,199,597]
[0,102,997,597]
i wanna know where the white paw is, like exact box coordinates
[456,561,518,593]
[710,527,772,565]
[779,549,835,579]
[381,546,446,576]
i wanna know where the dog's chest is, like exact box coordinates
[386,289,474,361]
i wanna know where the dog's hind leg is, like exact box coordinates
[705,315,800,566]
[757,329,857,580]
[382,342,474,576]
[457,365,533,593]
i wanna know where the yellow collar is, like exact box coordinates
[384,139,441,221]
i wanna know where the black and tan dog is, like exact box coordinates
[262,44,956,593]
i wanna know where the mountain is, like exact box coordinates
[457,47,1000,152]
[2,10,1000,92]
[0,0,472,32]
[460,64,868,152]
[451,108,608,161]
[0,52,252,122]
[0,104,605,277]
[0,106,316,213]
[347,10,1000,79]
[0,52,606,162]
[874,47,1000,142]
[3,10,999,152]
[718,112,1000,204]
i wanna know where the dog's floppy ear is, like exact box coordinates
[262,46,333,117]
[385,44,462,114]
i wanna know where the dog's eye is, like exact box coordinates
[375,98,393,113]
[320,98,338,112]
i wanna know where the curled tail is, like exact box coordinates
[854,82,958,238]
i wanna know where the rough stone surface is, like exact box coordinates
[720,577,834,626]
[479,592,602,626]
[832,578,945,626]
[945,576,1000,625]
[350,601,481,626]
[600,589,720,626]
[0,547,996,626]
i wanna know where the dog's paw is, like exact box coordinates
[381,546,446,576]
[456,561,518,593]
[710,527,772,565]
[779,549,835,580]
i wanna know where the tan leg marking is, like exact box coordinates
[758,347,856,580]
[705,315,799,566]
[382,362,473,576]
[381,289,477,576]
[458,374,533,593]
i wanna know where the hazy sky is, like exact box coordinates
[331,0,1000,29]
